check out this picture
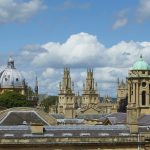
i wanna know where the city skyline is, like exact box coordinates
[0,0,150,96]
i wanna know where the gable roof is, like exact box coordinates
[0,111,48,125]
[0,107,57,126]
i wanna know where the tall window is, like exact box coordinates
[142,91,146,105]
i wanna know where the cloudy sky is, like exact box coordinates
[0,0,150,97]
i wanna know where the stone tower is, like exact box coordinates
[117,78,128,103]
[117,78,128,111]
[58,68,75,118]
[127,55,150,132]
[81,69,99,107]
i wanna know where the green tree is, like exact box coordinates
[0,91,33,108]
[41,96,58,113]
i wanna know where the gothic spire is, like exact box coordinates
[34,76,38,95]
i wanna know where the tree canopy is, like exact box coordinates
[0,91,33,108]
[41,96,58,113]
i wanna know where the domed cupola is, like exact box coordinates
[132,55,149,70]
[0,57,25,88]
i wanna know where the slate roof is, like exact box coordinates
[0,125,130,138]
[105,117,117,125]
[57,119,84,124]
[138,115,150,126]
[77,114,106,120]
[51,114,65,119]
[105,112,127,124]
[0,111,49,125]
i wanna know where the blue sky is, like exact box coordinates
[0,0,150,97]
[0,0,149,52]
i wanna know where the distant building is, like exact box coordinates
[117,78,128,104]
[56,68,117,118]
[127,55,150,133]
[58,68,76,118]
[0,57,38,101]
[1,56,150,149]
[0,57,27,95]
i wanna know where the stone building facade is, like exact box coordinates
[57,68,117,118]
[58,68,76,118]
[117,79,128,104]
[127,55,150,133]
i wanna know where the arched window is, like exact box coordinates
[142,91,146,105]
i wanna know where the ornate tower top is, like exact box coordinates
[59,67,74,95]
[82,68,98,95]
[7,56,15,69]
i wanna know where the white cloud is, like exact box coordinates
[5,32,150,96]
[137,0,150,22]
[42,68,55,78]
[21,32,150,70]
[112,9,128,30]
[0,0,46,23]
[107,41,142,67]
[30,32,106,68]
[112,18,128,30]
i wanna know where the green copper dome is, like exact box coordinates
[132,55,149,70]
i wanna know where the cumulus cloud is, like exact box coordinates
[21,32,150,69]
[107,41,144,67]
[25,32,106,68]
[42,68,55,78]
[7,32,150,96]
[0,0,46,24]
[19,32,150,96]
[137,0,150,22]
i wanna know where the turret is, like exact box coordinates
[7,56,15,69]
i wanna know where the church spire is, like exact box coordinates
[59,67,73,94]
[34,76,38,96]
